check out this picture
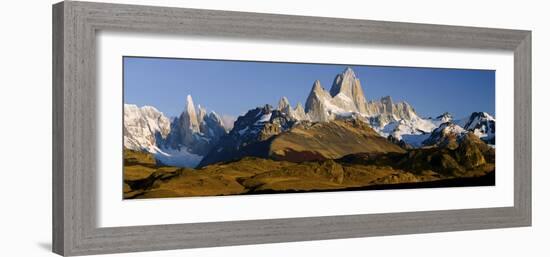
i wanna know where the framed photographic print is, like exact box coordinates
[53,1,531,256]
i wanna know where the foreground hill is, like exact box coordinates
[269,119,405,162]
[124,130,494,199]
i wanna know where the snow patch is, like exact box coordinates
[255,113,272,124]
[155,147,203,168]
[379,117,437,142]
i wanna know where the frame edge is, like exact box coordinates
[513,31,532,227]
[53,1,533,256]
[52,1,65,256]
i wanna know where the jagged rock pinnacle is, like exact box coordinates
[185,94,199,131]
[329,67,368,113]
[278,96,291,112]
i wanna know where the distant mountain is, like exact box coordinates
[304,68,418,124]
[198,104,297,166]
[300,68,497,147]
[199,67,496,166]
[164,95,226,155]
[366,96,419,125]
[379,118,436,148]
[123,104,171,153]
[387,111,497,148]
[434,112,453,123]
[277,96,309,121]
[304,68,367,122]
[422,122,467,149]
[124,95,229,167]
[298,68,441,147]
[301,67,443,145]
[456,112,496,144]
[377,112,455,148]
[124,67,496,168]
[330,67,368,113]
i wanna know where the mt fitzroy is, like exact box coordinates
[304,67,418,124]
[298,67,495,147]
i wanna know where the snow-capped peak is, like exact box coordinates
[123,104,171,153]
[434,122,465,135]
[278,96,291,112]
[124,95,232,168]
[456,112,495,144]
[421,122,466,148]
[435,112,453,123]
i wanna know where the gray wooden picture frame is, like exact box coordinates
[52,1,531,256]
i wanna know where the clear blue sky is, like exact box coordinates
[124,57,495,120]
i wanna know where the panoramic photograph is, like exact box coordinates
[122,57,496,199]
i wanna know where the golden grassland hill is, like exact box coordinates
[200,118,405,166]
[123,129,494,199]
[124,151,426,199]
[269,119,405,162]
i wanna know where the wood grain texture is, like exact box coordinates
[52,2,65,254]
[514,32,532,224]
[52,1,532,256]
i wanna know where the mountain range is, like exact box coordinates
[123,67,496,168]
[123,95,229,167]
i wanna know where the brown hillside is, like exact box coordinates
[269,119,405,162]
[123,129,495,199]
